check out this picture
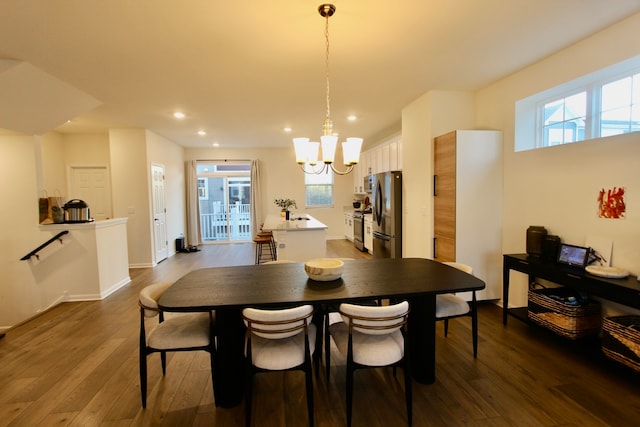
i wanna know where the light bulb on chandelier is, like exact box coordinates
[293,4,363,175]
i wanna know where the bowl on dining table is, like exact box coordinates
[304,258,344,281]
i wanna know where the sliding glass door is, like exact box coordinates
[197,162,251,242]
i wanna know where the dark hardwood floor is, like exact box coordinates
[1,240,639,426]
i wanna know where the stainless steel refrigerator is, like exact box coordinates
[372,171,402,258]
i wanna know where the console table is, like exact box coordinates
[503,254,640,325]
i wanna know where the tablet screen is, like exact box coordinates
[557,244,589,267]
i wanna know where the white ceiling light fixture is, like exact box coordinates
[293,4,362,175]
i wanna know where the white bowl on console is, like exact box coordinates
[304,258,344,281]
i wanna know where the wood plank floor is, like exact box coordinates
[1,240,639,426]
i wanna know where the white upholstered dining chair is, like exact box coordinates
[327,301,412,427]
[138,282,216,408]
[242,304,316,427]
[436,261,478,357]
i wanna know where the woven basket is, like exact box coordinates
[602,316,640,373]
[528,286,601,339]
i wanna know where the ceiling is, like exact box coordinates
[1,1,640,149]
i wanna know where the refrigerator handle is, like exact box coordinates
[375,180,383,226]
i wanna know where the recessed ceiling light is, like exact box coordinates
[197,130,206,136]
[284,127,292,133]
[212,142,220,147]
[173,111,186,119]
[347,115,357,122]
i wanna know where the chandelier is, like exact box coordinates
[293,4,363,175]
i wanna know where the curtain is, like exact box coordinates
[250,160,262,235]
[186,160,202,246]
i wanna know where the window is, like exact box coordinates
[542,92,587,146]
[196,161,252,242]
[304,167,333,207]
[600,74,640,136]
[515,54,640,151]
[197,178,208,199]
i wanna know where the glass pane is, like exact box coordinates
[564,118,585,143]
[197,169,252,242]
[228,179,251,240]
[197,164,214,174]
[632,104,640,132]
[544,124,565,146]
[305,185,333,206]
[564,92,586,119]
[602,77,631,111]
[305,169,333,185]
[633,74,640,104]
[544,99,564,123]
[200,177,227,241]
[601,106,631,136]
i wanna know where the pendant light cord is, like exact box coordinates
[325,11,331,125]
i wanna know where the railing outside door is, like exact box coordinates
[200,202,251,241]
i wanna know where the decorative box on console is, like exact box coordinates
[527,285,601,339]
[602,316,640,373]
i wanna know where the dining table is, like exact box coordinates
[158,257,485,408]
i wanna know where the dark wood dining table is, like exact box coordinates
[158,257,485,408]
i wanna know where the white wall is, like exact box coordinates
[146,130,186,257]
[0,134,68,330]
[109,129,153,267]
[39,132,111,210]
[185,146,354,239]
[476,12,640,311]
[39,132,66,196]
[62,133,110,164]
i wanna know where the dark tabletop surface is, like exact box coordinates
[159,258,485,312]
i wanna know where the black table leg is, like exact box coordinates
[213,308,245,408]
[503,263,510,325]
[407,294,436,384]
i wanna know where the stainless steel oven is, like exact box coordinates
[353,211,365,251]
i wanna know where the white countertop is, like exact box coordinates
[39,218,128,231]
[263,213,327,231]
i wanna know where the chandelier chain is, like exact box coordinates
[324,11,331,125]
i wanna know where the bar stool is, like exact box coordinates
[257,229,276,255]
[253,233,275,264]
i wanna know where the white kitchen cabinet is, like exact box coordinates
[389,139,402,171]
[363,151,372,176]
[344,212,354,241]
[433,130,502,301]
[364,214,373,254]
[353,163,362,193]
[379,144,390,173]
[352,139,403,196]
[354,159,366,194]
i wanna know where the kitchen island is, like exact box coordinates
[262,213,327,262]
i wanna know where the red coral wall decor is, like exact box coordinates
[598,187,626,219]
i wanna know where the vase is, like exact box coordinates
[281,210,286,218]
[285,210,290,220]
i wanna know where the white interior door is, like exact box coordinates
[69,165,111,220]
[152,164,168,263]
